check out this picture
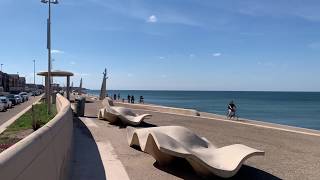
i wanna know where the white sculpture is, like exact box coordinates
[127,126,265,178]
[98,97,151,125]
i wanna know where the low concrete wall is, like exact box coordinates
[114,102,200,116]
[0,94,73,180]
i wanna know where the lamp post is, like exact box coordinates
[0,64,3,71]
[41,0,59,114]
[33,60,36,98]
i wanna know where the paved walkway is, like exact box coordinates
[72,99,320,180]
[0,95,42,126]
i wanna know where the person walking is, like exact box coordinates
[127,95,131,103]
[227,100,237,120]
[131,95,135,104]
[114,94,117,101]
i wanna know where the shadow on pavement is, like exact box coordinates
[105,119,158,129]
[84,115,98,119]
[71,117,106,180]
[154,158,280,180]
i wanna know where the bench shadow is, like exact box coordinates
[71,117,106,180]
[106,119,158,129]
[84,115,98,119]
[153,158,280,180]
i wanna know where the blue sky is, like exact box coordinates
[0,0,320,91]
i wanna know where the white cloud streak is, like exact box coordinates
[51,49,64,54]
[147,15,157,23]
[212,53,222,57]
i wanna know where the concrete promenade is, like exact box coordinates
[0,95,42,126]
[72,98,320,180]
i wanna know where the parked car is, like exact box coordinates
[14,95,22,104]
[7,94,18,105]
[0,102,5,112]
[31,90,41,96]
[0,96,12,109]
[19,92,29,101]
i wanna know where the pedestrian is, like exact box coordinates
[131,95,135,104]
[139,96,144,104]
[118,93,120,100]
[114,94,117,100]
[227,100,237,120]
[127,95,131,103]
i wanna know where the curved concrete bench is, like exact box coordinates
[127,126,265,178]
[98,98,151,125]
[0,94,73,180]
[114,102,200,116]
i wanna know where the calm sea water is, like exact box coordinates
[87,90,320,130]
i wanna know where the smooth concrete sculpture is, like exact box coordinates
[127,126,265,178]
[98,97,152,125]
[99,68,108,100]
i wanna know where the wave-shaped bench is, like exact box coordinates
[127,126,265,178]
[98,98,151,125]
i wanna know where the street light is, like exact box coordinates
[33,60,36,98]
[41,0,59,114]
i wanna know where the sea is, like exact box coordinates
[87,90,320,131]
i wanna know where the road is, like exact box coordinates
[0,95,42,126]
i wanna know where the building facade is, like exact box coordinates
[0,71,10,92]
[0,71,26,93]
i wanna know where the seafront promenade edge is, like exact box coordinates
[73,96,320,179]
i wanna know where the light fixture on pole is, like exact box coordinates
[41,0,59,114]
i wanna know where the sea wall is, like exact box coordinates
[0,94,73,180]
[114,102,200,116]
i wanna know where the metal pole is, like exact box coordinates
[47,0,52,114]
[67,76,70,100]
[33,60,36,98]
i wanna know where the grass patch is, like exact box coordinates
[6,103,57,132]
[0,102,57,152]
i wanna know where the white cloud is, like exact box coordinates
[147,15,158,23]
[51,49,64,54]
[189,54,195,59]
[70,61,76,65]
[158,56,165,60]
[212,53,222,57]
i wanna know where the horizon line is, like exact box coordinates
[86,89,320,93]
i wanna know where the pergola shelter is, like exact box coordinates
[37,70,74,100]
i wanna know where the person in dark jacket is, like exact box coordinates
[127,95,131,103]
[227,100,237,120]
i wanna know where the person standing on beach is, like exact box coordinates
[127,95,131,103]
[118,93,120,100]
[131,95,135,104]
[139,96,144,104]
[114,94,117,101]
[227,101,237,119]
